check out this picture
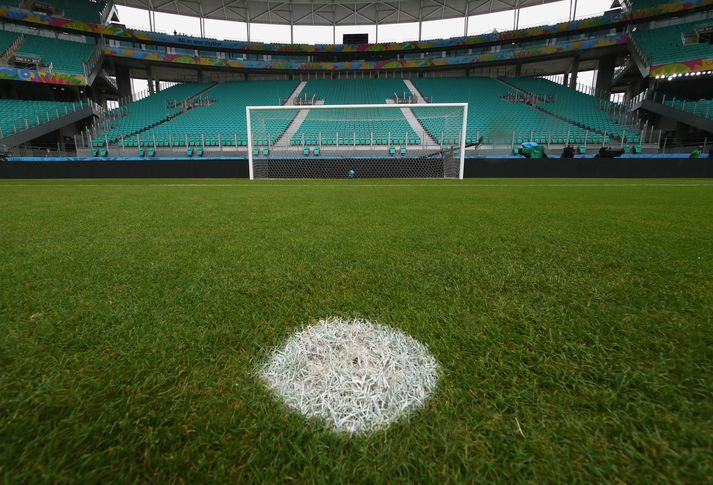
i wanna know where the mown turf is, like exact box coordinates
[1,179,712,483]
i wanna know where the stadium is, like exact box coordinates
[0,0,712,482]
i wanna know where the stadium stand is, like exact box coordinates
[2,0,107,23]
[664,97,713,120]
[411,77,599,145]
[120,81,298,148]
[0,29,18,56]
[503,77,638,142]
[44,0,107,23]
[0,98,80,135]
[94,83,214,147]
[291,79,419,146]
[14,34,96,74]
[633,20,713,65]
[633,0,674,10]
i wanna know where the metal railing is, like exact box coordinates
[0,33,25,62]
[82,45,103,81]
[627,27,652,70]
[0,99,99,140]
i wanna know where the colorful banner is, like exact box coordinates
[103,33,627,71]
[1,0,711,55]
[0,65,86,85]
[650,58,713,77]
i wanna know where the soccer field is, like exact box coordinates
[1,179,712,482]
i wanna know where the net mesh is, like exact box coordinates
[249,104,465,179]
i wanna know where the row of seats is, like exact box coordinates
[411,77,600,145]
[0,98,81,136]
[120,81,298,147]
[665,97,713,120]
[633,0,679,10]
[93,76,649,150]
[291,79,419,146]
[14,33,97,75]
[0,30,18,55]
[95,83,213,146]
[503,77,640,142]
[2,0,106,23]
[633,19,713,65]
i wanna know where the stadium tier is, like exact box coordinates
[411,77,600,145]
[44,0,107,23]
[503,77,638,142]
[112,81,298,148]
[633,0,675,10]
[0,0,106,23]
[0,29,18,54]
[15,34,96,75]
[0,98,80,135]
[291,79,419,146]
[94,83,214,147]
[633,20,713,66]
[664,97,713,120]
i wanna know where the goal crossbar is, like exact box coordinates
[246,102,468,179]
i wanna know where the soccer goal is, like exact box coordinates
[246,103,468,179]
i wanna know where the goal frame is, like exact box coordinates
[246,102,468,180]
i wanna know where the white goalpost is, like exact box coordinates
[246,102,468,179]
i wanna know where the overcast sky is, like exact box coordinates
[119,0,614,92]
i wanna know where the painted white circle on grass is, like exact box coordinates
[260,317,439,434]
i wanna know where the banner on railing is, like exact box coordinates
[0,65,86,85]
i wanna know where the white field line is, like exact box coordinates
[1,182,713,188]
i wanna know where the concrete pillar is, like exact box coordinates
[515,64,522,77]
[568,56,579,89]
[625,77,642,102]
[115,64,132,105]
[595,55,616,98]
[563,72,569,87]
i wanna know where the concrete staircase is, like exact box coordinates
[283,81,308,105]
[403,80,428,104]
[1,34,25,64]
[97,82,220,146]
[273,100,323,148]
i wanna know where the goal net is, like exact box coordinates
[246,103,467,179]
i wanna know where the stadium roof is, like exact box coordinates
[115,0,564,27]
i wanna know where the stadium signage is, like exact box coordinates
[13,54,42,65]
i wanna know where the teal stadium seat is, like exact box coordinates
[411,77,596,147]
[290,79,420,147]
[0,98,79,136]
[135,81,298,150]
[504,77,640,143]
[634,20,713,66]
[16,34,96,76]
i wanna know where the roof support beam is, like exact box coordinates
[418,0,422,41]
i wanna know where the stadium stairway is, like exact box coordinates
[273,103,321,148]
[411,77,594,146]
[0,32,23,64]
[386,98,438,147]
[499,78,641,143]
[93,82,219,148]
[291,79,420,146]
[403,80,428,104]
[109,80,299,151]
[272,81,311,148]
[284,81,308,105]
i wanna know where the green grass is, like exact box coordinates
[1,178,712,483]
